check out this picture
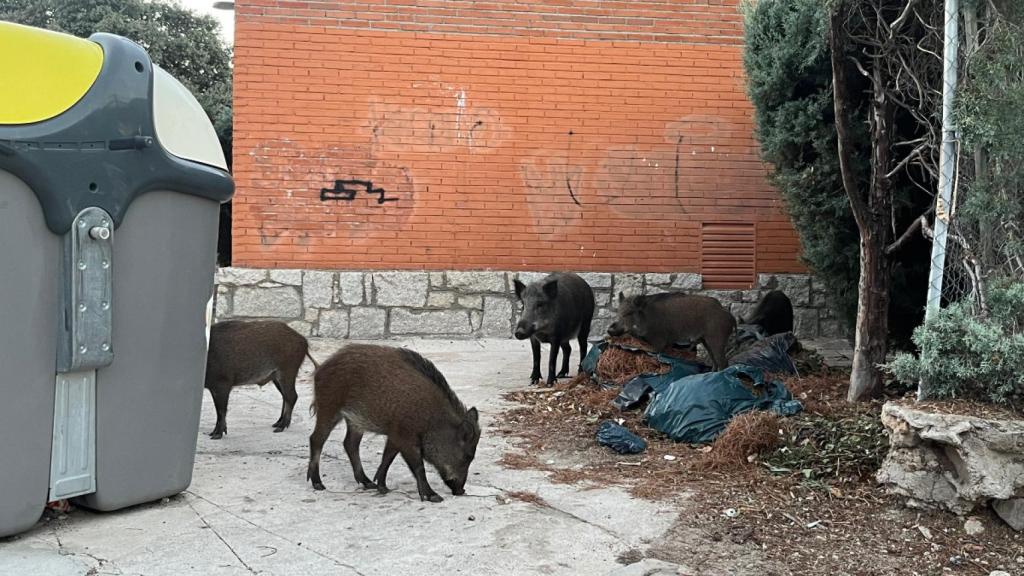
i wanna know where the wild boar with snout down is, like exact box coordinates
[741,290,794,336]
[513,272,595,386]
[608,293,735,370]
[204,320,318,439]
[307,344,481,503]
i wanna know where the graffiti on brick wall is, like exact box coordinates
[320,179,398,204]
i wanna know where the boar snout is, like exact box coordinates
[514,320,535,340]
[606,322,625,337]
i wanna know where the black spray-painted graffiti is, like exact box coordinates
[320,179,398,204]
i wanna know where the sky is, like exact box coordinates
[173,0,235,45]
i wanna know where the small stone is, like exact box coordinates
[989,571,1011,576]
[993,498,1024,532]
[663,455,676,461]
[468,515,476,521]
[964,517,985,536]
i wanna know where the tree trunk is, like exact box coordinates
[849,234,891,400]
[830,3,896,401]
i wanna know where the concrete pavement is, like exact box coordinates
[0,339,682,576]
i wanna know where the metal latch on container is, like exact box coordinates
[58,207,113,372]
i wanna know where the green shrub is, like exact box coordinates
[886,282,1024,405]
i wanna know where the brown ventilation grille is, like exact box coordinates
[700,222,756,289]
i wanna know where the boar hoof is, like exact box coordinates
[311,481,326,491]
[376,485,390,495]
[272,425,287,433]
[209,430,225,440]
[421,493,444,503]
[359,480,378,490]
[557,369,570,378]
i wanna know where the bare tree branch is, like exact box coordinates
[830,6,870,232]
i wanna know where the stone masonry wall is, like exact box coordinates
[214,268,845,341]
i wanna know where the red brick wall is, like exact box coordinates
[232,0,804,279]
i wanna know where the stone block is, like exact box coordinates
[514,272,549,287]
[268,269,303,286]
[303,270,335,309]
[232,286,302,318]
[317,309,349,338]
[446,271,507,293]
[993,498,1024,532]
[458,295,484,309]
[644,273,673,287]
[613,273,644,300]
[481,297,514,337]
[372,272,428,307]
[774,274,811,306]
[793,308,820,339]
[671,273,702,291]
[577,272,612,289]
[429,272,446,287]
[390,309,472,335]
[216,267,267,286]
[287,320,312,337]
[428,291,456,308]
[338,272,365,306]
[349,307,386,339]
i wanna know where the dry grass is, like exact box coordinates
[692,411,782,472]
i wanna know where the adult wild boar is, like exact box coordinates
[204,320,317,439]
[513,272,595,386]
[608,292,735,370]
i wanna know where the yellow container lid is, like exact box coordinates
[0,21,103,125]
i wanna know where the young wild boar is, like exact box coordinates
[307,344,481,503]
[608,292,736,371]
[204,320,318,439]
[513,272,596,386]
[741,290,794,335]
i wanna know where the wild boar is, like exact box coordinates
[513,272,596,386]
[742,290,794,335]
[204,320,317,439]
[307,344,481,503]
[607,292,735,370]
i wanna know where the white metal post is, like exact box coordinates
[921,0,959,399]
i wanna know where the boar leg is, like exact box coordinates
[271,374,298,433]
[208,386,230,440]
[372,438,400,495]
[577,320,591,372]
[702,335,729,372]
[401,445,443,503]
[557,342,571,378]
[545,342,560,386]
[529,337,542,385]
[307,413,342,490]
[343,424,377,490]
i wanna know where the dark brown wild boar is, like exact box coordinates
[204,320,318,439]
[607,293,735,370]
[307,344,481,503]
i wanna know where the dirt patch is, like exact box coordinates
[496,363,1024,575]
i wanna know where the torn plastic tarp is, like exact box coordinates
[644,365,803,444]
[612,355,706,410]
[727,332,799,375]
[595,420,647,454]
[581,339,707,406]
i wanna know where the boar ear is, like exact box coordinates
[618,291,625,304]
[542,279,558,299]
[467,407,479,422]
[514,279,526,300]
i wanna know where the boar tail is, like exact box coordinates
[305,350,320,370]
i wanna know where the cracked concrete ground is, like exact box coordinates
[0,339,683,576]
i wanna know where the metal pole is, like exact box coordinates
[921,0,959,399]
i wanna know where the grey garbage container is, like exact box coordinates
[0,22,233,537]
